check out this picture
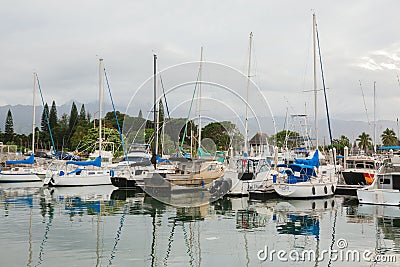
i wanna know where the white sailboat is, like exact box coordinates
[0,73,42,183]
[273,14,338,198]
[43,58,111,186]
[227,32,273,196]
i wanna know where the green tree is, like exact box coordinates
[4,109,14,143]
[202,122,230,151]
[41,103,49,132]
[381,128,397,146]
[79,127,122,156]
[357,132,372,152]
[78,104,87,127]
[104,111,125,130]
[332,135,350,155]
[220,121,243,151]
[68,102,78,135]
[269,130,300,149]
[138,109,143,119]
[49,100,58,129]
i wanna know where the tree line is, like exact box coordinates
[0,100,242,157]
[270,129,400,155]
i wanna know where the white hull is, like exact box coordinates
[273,181,336,198]
[0,173,42,183]
[44,171,111,187]
[226,168,272,196]
[357,189,400,206]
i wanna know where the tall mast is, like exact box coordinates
[373,81,376,153]
[32,73,37,154]
[198,46,203,152]
[153,54,158,168]
[313,13,319,150]
[244,32,253,156]
[99,58,103,154]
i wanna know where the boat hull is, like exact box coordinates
[111,176,138,188]
[273,181,336,198]
[44,174,111,187]
[0,173,42,183]
[357,189,400,206]
[342,171,374,185]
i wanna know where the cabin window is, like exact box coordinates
[379,178,391,184]
[347,161,355,168]
[208,165,216,171]
[88,172,95,175]
[365,163,374,169]
[355,163,364,169]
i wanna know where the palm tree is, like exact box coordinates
[356,132,372,153]
[381,128,397,146]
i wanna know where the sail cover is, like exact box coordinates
[66,156,102,167]
[6,154,34,165]
[294,150,320,168]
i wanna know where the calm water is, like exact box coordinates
[1,183,399,267]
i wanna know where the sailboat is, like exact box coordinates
[0,73,42,183]
[227,32,273,196]
[273,14,338,198]
[43,58,111,186]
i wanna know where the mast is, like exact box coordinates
[99,58,104,155]
[198,47,203,152]
[153,54,158,168]
[244,32,253,156]
[32,73,37,154]
[313,13,319,150]
[373,81,376,153]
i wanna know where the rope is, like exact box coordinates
[35,73,56,154]
[315,22,336,173]
[160,75,178,154]
[103,67,128,160]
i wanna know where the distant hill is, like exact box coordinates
[0,101,114,134]
[0,102,398,146]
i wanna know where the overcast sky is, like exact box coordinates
[1,0,400,125]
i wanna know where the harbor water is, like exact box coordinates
[1,183,399,266]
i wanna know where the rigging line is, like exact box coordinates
[35,203,54,267]
[180,67,201,152]
[159,75,178,153]
[359,80,371,125]
[35,73,56,154]
[103,67,128,160]
[163,219,176,267]
[315,20,336,172]
[182,222,195,267]
[327,209,338,267]
[107,203,129,267]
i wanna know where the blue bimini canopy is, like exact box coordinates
[66,156,101,167]
[6,154,34,165]
[294,150,320,168]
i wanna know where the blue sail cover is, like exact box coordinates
[156,155,170,163]
[294,150,320,168]
[66,156,102,167]
[6,154,34,165]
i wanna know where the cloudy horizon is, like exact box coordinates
[1,1,400,126]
